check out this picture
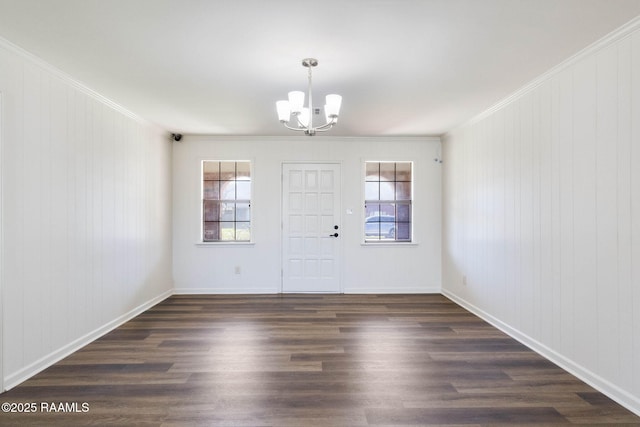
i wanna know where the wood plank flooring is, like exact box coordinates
[1,294,639,426]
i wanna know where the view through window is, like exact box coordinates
[202,161,251,242]
[364,161,412,242]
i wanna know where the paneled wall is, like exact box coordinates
[0,39,173,389]
[172,136,441,294]
[442,23,640,414]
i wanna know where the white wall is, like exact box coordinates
[173,136,441,294]
[442,21,640,415]
[0,39,173,390]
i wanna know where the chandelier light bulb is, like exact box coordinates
[324,94,342,118]
[276,100,291,122]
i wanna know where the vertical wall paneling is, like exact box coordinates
[616,35,633,394]
[503,103,516,324]
[3,54,25,377]
[595,42,620,384]
[557,66,575,360]
[0,91,3,391]
[442,22,640,415]
[532,88,542,342]
[0,38,173,390]
[22,61,42,368]
[549,74,562,351]
[571,54,598,371]
[513,101,522,330]
[631,29,640,399]
[40,73,52,356]
[520,92,534,336]
[538,80,553,346]
[49,76,68,352]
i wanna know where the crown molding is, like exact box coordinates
[180,135,441,144]
[0,35,163,132]
[448,14,640,136]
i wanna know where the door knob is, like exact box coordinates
[330,233,339,237]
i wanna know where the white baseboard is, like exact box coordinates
[173,287,280,295]
[174,286,442,295]
[442,289,640,418]
[344,286,441,294]
[3,289,173,391]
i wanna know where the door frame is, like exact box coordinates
[280,161,343,293]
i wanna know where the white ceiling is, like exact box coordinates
[1,0,639,137]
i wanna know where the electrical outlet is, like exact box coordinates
[234,266,241,275]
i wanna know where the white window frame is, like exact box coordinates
[363,160,414,244]
[199,160,253,244]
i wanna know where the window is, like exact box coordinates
[364,161,412,242]
[202,161,251,242]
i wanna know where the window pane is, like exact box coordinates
[203,200,220,221]
[396,182,411,200]
[380,163,395,181]
[203,222,220,241]
[364,204,381,239]
[220,181,236,200]
[366,225,381,240]
[397,223,411,240]
[396,162,411,181]
[379,203,395,217]
[220,162,236,180]
[236,180,251,200]
[236,161,250,179]
[236,222,251,241]
[397,203,411,222]
[365,182,379,200]
[203,161,220,180]
[220,202,235,221]
[203,181,219,200]
[365,203,381,219]
[220,222,235,240]
[365,162,380,181]
[236,203,251,221]
[380,181,394,200]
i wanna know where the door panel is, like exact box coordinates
[282,163,341,292]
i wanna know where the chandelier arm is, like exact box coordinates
[312,117,338,132]
[312,125,335,133]
[295,115,307,129]
[281,122,306,132]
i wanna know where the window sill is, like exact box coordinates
[361,241,418,247]
[196,242,255,247]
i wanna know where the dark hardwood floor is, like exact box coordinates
[1,294,639,426]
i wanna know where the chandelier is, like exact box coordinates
[276,58,342,136]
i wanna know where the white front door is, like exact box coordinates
[282,163,341,293]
